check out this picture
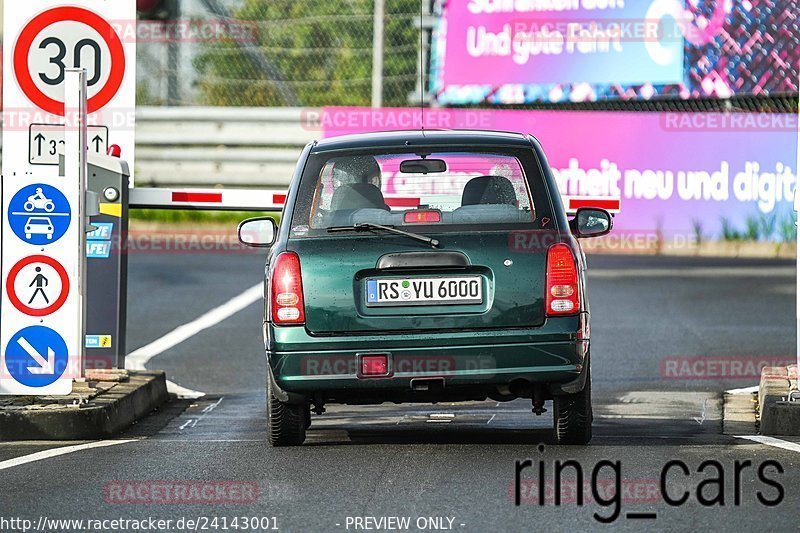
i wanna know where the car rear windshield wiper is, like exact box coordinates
[328,223,440,248]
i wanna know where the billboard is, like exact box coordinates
[431,0,799,104]
[318,107,798,239]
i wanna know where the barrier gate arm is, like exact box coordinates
[128,187,620,216]
[563,196,620,216]
[128,187,287,212]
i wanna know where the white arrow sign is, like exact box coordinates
[29,123,109,165]
[17,337,55,375]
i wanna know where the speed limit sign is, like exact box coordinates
[2,0,136,180]
[13,6,127,116]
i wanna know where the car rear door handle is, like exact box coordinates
[376,251,470,270]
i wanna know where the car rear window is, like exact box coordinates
[290,149,546,237]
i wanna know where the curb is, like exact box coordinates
[722,390,757,435]
[0,371,169,440]
[758,365,800,436]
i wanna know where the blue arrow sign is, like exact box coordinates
[7,184,72,245]
[4,326,69,387]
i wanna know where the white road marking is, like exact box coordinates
[694,398,708,425]
[178,397,225,431]
[166,380,206,400]
[726,385,759,395]
[735,435,800,453]
[126,283,263,399]
[0,440,136,472]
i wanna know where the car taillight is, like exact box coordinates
[271,252,305,325]
[360,354,390,377]
[404,210,441,224]
[546,243,580,317]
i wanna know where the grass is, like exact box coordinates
[779,211,797,243]
[759,212,777,242]
[744,215,760,241]
[130,209,282,225]
[719,211,795,247]
[720,217,742,241]
[691,218,703,245]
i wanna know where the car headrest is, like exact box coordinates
[330,183,389,211]
[332,156,381,184]
[461,175,518,206]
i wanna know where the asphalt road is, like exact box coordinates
[1,251,798,533]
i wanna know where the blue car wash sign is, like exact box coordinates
[4,326,69,387]
[7,183,71,245]
[86,222,114,258]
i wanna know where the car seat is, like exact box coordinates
[328,183,391,226]
[454,175,527,224]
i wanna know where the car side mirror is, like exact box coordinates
[238,217,278,247]
[571,208,612,238]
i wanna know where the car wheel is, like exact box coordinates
[267,378,307,447]
[552,361,592,445]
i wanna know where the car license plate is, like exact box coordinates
[365,276,483,307]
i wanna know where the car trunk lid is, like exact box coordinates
[289,231,547,335]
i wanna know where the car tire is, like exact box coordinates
[267,378,307,447]
[552,362,593,445]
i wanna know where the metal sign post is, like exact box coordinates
[64,68,89,381]
[371,0,385,108]
[792,81,800,400]
[794,86,800,395]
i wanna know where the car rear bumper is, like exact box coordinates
[265,316,589,402]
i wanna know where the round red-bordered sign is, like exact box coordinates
[13,6,126,116]
[6,255,70,317]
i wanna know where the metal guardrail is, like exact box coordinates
[134,107,316,187]
[0,107,318,188]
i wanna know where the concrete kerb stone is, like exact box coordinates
[0,371,169,440]
[758,365,800,436]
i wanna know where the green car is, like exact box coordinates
[238,130,612,446]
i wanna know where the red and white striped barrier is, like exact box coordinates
[563,196,621,215]
[129,188,620,216]
[129,188,287,211]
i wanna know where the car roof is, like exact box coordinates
[312,130,533,152]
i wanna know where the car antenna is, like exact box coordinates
[419,0,425,136]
